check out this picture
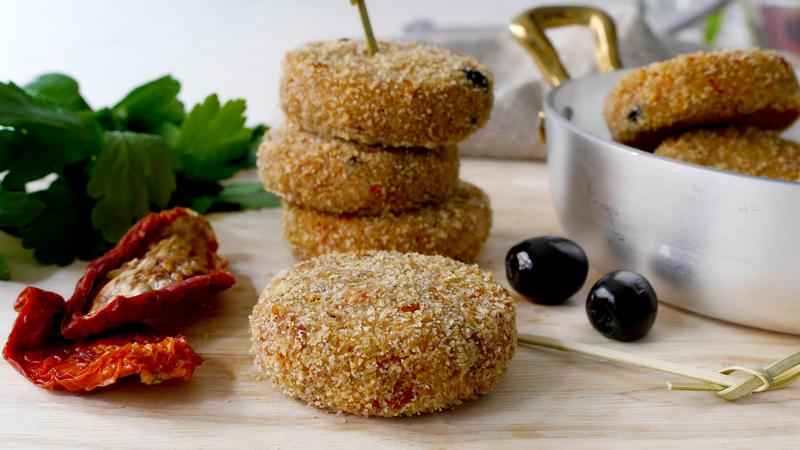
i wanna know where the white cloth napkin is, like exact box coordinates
[404,5,675,159]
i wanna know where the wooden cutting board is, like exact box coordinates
[2,158,799,449]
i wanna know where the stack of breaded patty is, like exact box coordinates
[604,49,800,181]
[258,40,495,262]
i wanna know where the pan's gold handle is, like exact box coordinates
[509,6,622,143]
[509,6,622,87]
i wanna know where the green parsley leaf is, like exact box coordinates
[159,121,180,141]
[190,195,217,214]
[0,82,102,189]
[0,255,9,280]
[112,75,184,133]
[0,81,93,132]
[88,131,176,242]
[703,10,725,44]
[0,189,45,227]
[24,73,91,111]
[0,128,17,170]
[94,107,124,131]
[21,175,109,266]
[212,183,280,211]
[182,183,280,214]
[172,94,251,183]
[245,124,268,168]
[1,72,273,271]
[167,173,220,213]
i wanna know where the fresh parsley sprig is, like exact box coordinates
[0,73,277,279]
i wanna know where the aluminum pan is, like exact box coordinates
[543,70,800,333]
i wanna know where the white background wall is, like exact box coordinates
[1,0,553,125]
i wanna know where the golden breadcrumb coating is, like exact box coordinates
[280,40,493,148]
[281,181,491,263]
[604,49,800,150]
[257,124,459,215]
[655,126,800,181]
[249,250,517,416]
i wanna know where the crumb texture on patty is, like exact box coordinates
[655,126,800,181]
[281,181,492,263]
[604,49,800,149]
[280,40,494,148]
[257,124,459,214]
[249,251,517,416]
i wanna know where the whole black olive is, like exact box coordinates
[586,270,658,341]
[505,236,589,305]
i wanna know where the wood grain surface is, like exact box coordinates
[2,159,799,449]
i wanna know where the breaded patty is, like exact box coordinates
[280,40,493,148]
[281,181,492,263]
[655,126,800,181]
[249,251,517,416]
[257,124,459,215]
[604,49,800,150]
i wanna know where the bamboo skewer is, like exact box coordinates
[519,333,730,387]
[350,0,378,55]
[518,332,800,400]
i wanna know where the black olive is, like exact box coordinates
[462,68,489,90]
[470,117,478,125]
[505,236,589,305]
[586,270,658,341]
[627,107,641,123]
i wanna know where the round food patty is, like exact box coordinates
[654,126,800,181]
[257,124,459,215]
[280,40,493,148]
[249,251,517,416]
[281,181,492,263]
[604,49,800,150]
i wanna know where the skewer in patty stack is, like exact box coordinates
[258,39,495,262]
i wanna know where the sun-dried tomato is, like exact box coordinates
[4,287,203,392]
[4,208,231,392]
[61,207,235,340]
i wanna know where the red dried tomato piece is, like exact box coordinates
[61,207,235,340]
[4,287,203,392]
